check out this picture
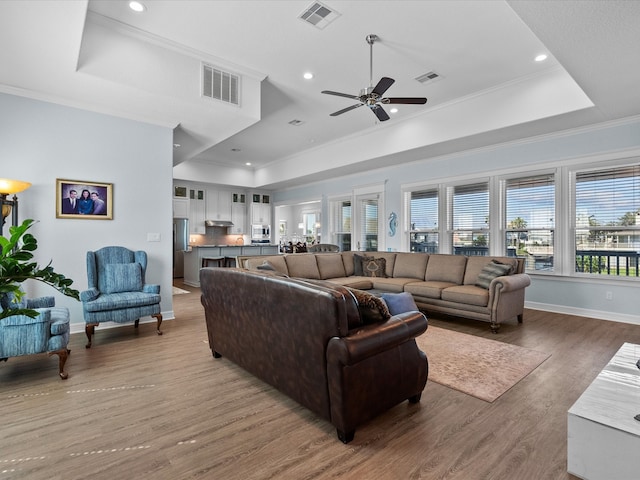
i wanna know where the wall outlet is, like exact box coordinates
[605,291,613,300]
[147,232,161,242]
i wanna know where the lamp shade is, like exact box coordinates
[0,178,31,195]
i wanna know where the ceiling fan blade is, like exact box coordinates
[330,103,364,117]
[384,97,428,104]
[371,77,395,97]
[371,105,390,122]
[322,90,361,100]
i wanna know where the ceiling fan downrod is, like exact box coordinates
[366,34,378,91]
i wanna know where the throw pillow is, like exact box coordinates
[103,263,143,294]
[475,260,512,289]
[346,287,391,324]
[362,257,388,278]
[380,292,419,316]
[353,253,371,276]
[256,261,276,271]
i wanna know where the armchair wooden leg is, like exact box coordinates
[153,314,163,335]
[49,348,70,379]
[85,323,98,348]
[134,319,140,328]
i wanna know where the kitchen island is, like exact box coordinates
[183,245,279,287]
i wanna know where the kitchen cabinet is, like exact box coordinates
[250,192,271,226]
[205,189,232,221]
[173,198,189,218]
[189,189,206,234]
[231,203,246,234]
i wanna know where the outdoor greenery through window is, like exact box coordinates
[575,165,640,276]
[410,189,438,253]
[505,174,555,271]
[449,182,489,256]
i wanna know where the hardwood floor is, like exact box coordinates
[2,282,639,480]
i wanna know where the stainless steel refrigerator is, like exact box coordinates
[173,218,189,278]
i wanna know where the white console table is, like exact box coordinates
[568,342,640,480]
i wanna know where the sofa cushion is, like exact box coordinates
[475,260,513,289]
[346,287,391,325]
[425,254,467,283]
[325,277,374,290]
[441,285,489,307]
[245,255,289,275]
[370,277,416,292]
[102,263,142,293]
[404,281,458,299]
[285,254,321,279]
[316,254,346,279]
[393,253,429,279]
[463,256,518,285]
[381,292,419,315]
[362,257,388,278]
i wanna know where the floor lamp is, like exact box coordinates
[0,178,32,237]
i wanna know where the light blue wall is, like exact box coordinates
[0,93,174,330]
[274,117,640,325]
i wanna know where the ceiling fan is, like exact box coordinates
[321,34,427,122]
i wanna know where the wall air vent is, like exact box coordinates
[415,71,442,84]
[299,2,340,29]
[202,63,239,105]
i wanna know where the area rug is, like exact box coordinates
[172,286,190,295]
[415,326,550,402]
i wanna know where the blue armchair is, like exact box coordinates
[0,295,71,379]
[81,246,162,348]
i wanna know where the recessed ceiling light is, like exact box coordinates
[173,143,181,148]
[129,1,146,12]
[245,162,252,166]
[303,72,314,80]
[535,53,548,62]
[390,108,398,114]
[231,148,241,152]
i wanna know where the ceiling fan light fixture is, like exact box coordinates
[129,1,146,13]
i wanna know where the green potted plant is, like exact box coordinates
[0,219,79,320]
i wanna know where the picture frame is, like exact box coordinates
[56,179,113,220]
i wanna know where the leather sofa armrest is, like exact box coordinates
[80,288,100,302]
[143,284,160,294]
[327,311,427,365]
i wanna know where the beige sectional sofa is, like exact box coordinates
[237,251,531,333]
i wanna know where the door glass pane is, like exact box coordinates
[359,198,378,251]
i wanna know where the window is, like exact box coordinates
[505,174,555,271]
[449,182,489,256]
[409,189,438,253]
[356,196,379,252]
[574,165,640,276]
[331,199,351,252]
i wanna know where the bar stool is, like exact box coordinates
[202,256,225,268]
[224,256,236,268]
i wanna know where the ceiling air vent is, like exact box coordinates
[202,63,239,105]
[415,71,442,84]
[288,119,304,126]
[299,2,340,29]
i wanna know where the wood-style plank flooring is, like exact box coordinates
[2,281,639,480]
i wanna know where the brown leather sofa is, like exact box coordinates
[200,267,428,443]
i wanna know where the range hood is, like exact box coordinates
[204,220,234,227]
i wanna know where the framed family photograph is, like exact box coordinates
[56,179,113,220]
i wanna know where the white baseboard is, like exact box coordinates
[525,301,640,326]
